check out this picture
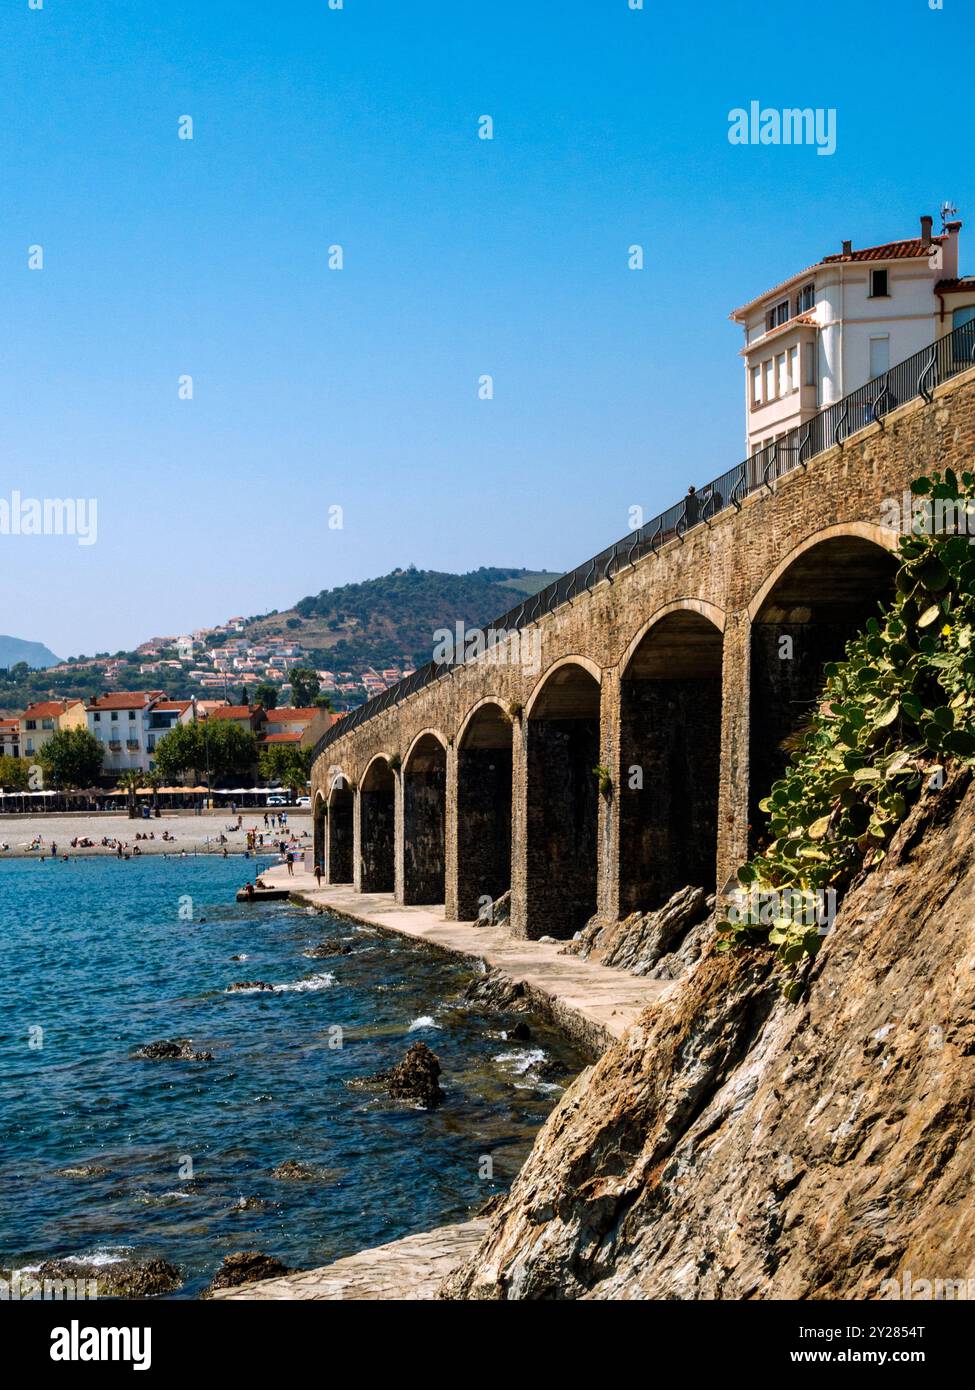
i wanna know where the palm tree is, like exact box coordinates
[118,769,144,819]
[144,769,162,813]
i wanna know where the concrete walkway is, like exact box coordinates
[265,863,667,1053]
[210,1220,489,1301]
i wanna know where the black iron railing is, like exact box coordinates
[312,320,975,764]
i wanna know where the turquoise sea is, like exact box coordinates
[0,854,584,1296]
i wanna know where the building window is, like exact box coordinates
[804,342,817,388]
[93,712,101,722]
[764,358,775,401]
[869,335,890,379]
[776,353,787,396]
[111,711,118,721]
[751,365,761,406]
[789,345,799,391]
[869,269,889,298]
[128,710,136,720]
[26,719,36,730]
[795,283,814,314]
[765,299,790,333]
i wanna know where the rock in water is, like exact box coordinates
[271,1160,317,1181]
[37,1257,182,1298]
[442,768,975,1300]
[303,941,351,958]
[133,1038,213,1061]
[386,1042,445,1107]
[204,1251,291,1295]
[226,981,275,992]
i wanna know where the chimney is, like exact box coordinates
[920,215,933,248]
[842,239,852,257]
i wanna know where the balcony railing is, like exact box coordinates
[311,320,975,765]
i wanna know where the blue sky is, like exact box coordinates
[2,0,972,657]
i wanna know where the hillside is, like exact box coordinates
[0,635,61,670]
[0,566,559,711]
[238,566,559,670]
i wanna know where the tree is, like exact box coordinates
[0,755,29,790]
[118,769,144,818]
[288,666,320,706]
[40,728,104,789]
[144,768,162,811]
[259,743,312,795]
[154,719,257,785]
[253,682,278,710]
[313,692,334,711]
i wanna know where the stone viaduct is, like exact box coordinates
[310,362,975,941]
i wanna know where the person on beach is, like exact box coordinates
[286,850,295,877]
[314,861,323,887]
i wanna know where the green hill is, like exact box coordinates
[243,566,560,672]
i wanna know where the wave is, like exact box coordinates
[407,1015,442,1032]
[493,1047,547,1075]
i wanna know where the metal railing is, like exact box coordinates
[312,320,975,764]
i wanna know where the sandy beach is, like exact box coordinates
[0,810,313,859]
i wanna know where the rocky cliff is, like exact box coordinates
[444,768,975,1299]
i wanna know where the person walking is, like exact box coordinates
[286,850,295,878]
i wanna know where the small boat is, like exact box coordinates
[236,887,291,903]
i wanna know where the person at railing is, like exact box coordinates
[682,485,700,529]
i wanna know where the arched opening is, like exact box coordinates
[358,761,395,889]
[360,757,395,892]
[403,733,446,904]
[313,793,327,875]
[456,702,512,920]
[749,534,898,850]
[327,779,354,884]
[525,662,601,939]
[620,609,723,909]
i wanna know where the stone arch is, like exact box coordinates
[619,606,725,910]
[748,525,899,849]
[619,598,726,675]
[360,754,395,893]
[326,774,354,885]
[524,654,602,721]
[455,698,513,921]
[403,731,447,904]
[525,660,601,938]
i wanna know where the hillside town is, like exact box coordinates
[39,614,416,706]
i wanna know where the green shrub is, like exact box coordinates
[718,469,975,989]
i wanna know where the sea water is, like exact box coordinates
[0,854,585,1296]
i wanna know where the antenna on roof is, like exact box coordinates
[941,201,958,232]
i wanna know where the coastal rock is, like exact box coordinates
[230,1195,269,1212]
[562,885,711,977]
[443,769,975,1300]
[353,1042,446,1109]
[227,980,275,992]
[386,1042,445,1108]
[464,968,530,1013]
[133,1038,213,1061]
[271,1160,317,1181]
[203,1251,292,1296]
[303,941,352,959]
[55,1164,110,1179]
[37,1257,182,1298]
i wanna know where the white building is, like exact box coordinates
[731,215,975,459]
[86,692,193,775]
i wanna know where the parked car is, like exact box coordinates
[295,795,311,807]
[266,793,290,806]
